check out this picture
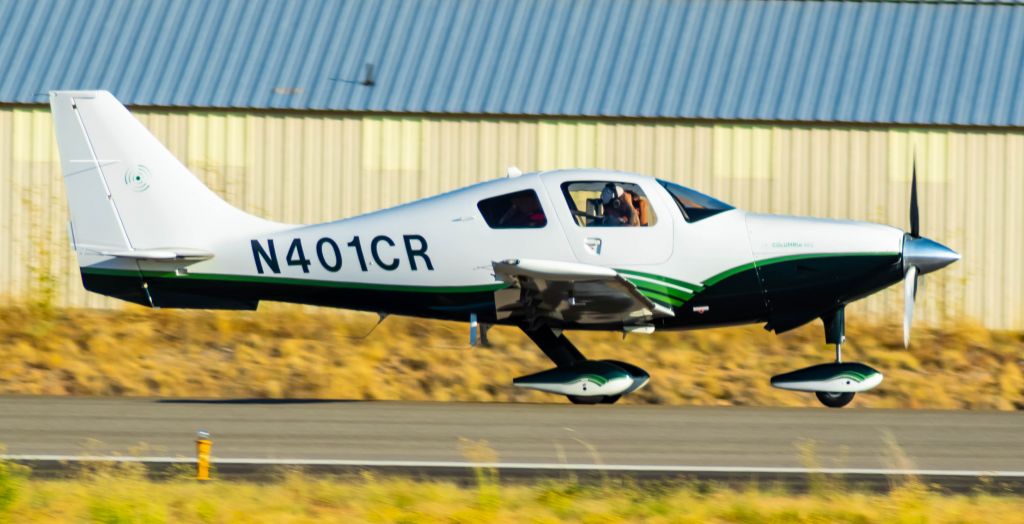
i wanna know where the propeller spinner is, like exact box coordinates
[901,160,960,347]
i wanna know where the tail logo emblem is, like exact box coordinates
[124,165,151,192]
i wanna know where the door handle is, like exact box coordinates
[584,237,602,255]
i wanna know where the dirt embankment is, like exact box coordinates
[0,305,1020,410]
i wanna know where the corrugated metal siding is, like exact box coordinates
[1,107,1021,328]
[2,0,1023,125]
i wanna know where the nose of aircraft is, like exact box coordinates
[903,235,960,275]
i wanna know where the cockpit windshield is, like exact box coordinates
[657,179,734,222]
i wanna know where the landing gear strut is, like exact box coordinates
[520,325,586,369]
[821,308,855,408]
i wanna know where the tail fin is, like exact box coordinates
[49,91,279,256]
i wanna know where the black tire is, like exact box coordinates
[567,395,604,405]
[599,395,622,404]
[816,391,855,408]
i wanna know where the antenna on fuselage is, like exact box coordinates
[345,312,390,339]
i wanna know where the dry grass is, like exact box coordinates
[0,463,1022,524]
[0,304,1021,409]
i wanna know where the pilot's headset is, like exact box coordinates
[600,184,624,205]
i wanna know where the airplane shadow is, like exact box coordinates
[156,398,361,405]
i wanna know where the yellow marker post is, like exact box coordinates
[196,430,212,481]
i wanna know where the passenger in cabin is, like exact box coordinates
[498,192,546,227]
[600,183,640,226]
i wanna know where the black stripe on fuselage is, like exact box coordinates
[81,271,502,322]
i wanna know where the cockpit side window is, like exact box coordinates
[561,181,657,227]
[477,189,547,229]
[657,179,734,222]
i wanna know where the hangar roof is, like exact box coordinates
[2,0,1023,126]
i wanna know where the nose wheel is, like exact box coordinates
[771,307,883,409]
[567,394,621,405]
[808,340,858,408]
[815,391,855,408]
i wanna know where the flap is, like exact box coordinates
[492,258,673,326]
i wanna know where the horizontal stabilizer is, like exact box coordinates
[98,248,214,262]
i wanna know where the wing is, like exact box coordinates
[492,258,674,327]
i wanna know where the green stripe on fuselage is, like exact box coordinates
[85,252,897,303]
[754,252,900,268]
[636,288,685,307]
[701,251,900,287]
[701,262,757,287]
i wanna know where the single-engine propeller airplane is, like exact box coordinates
[50,91,959,408]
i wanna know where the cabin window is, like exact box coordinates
[477,190,547,229]
[657,179,734,222]
[561,182,657,227]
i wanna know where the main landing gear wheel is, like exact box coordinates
[566,394,621,405]
[816,391,855,408]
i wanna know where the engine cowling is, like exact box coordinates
[513,360,650,397]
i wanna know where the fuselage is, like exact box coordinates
[82,169,907,334]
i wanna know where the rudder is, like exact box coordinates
[49,91,279,255]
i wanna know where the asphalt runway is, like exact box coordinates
[0,397,1021,488]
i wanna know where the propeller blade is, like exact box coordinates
[903,265,919,348]
[909,159,920,238]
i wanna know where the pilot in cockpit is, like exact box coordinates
[600,183,640,226]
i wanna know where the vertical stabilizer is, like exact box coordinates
[49,91,282,254]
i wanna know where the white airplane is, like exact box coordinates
[49,91,959,408]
